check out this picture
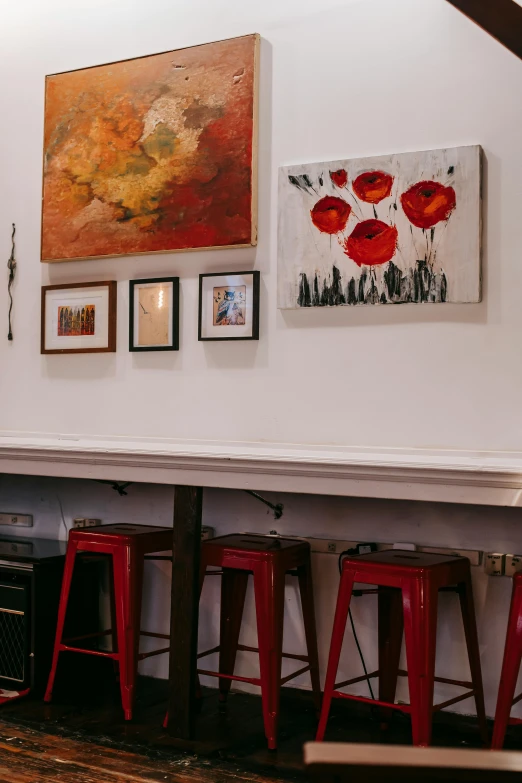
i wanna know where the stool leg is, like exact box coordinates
[458,575,488,746]
[112,545,136,721]
[402,578,438,747]
[297,560,321,711]
[219,568,249,704]
[108,558,119,677]
[44,540,78,703]
[253,561,285,750]
[316,569,355,742]
[492,581,522,749]
[378,587,403,727]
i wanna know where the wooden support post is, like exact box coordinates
[168,485,203,739]
[445,0,522,60]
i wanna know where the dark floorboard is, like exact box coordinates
[0,665,520,782]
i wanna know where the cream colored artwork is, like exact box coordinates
[138,285,170,346]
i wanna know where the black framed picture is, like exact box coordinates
[198,271,260,341]
[129,277,179,352]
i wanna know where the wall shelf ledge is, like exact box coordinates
[1,432,522,507]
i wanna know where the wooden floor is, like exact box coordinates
[0,664,519,782]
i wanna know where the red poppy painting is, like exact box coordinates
[310,196,351,234]
[278,145,481,308]
[41,35,258,262]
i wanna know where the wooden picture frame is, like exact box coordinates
[41,34,259,262]
[198,270,260,341]
[41,281,117,354]
[129,277,180,352]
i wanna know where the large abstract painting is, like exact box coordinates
[278,146,481,308]
[42,35,259,262]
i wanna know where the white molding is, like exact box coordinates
[1,431,522,506]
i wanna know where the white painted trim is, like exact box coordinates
[1,431,522,506]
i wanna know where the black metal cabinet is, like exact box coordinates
[0,536,66,696]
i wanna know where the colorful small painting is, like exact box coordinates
[278,146,481,308]
[42,35,259,262]
[213,285,246,326]
[199,271,259,341]
[58,305,95,336]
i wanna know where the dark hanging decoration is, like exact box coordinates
[7,224,16,341]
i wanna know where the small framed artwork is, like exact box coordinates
[41,281,117,354]
[129,277,179,352]
[198,271,260,341]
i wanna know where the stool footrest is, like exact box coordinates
[198,669,261,687]
[433,690,475,712]
[197,644,308,663]
[137,646,170,661]
[512,692,522,707]
[197,664,311,688]
[397,668,473,689]
[59,644,118,660]
[280,665,311,685]
[332,691,411,713]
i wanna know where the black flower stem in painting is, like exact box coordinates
[7,223,16,341]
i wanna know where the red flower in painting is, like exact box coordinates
[310,196,351,234]
[400,180,456,229]
[330,169,348,189]
[352,171,394,203]
[343,219,398,267]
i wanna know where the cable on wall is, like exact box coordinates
[56,494,68,538]
[244,490,284,520]
[338,548,375,701]
[7,223,16,341]
[93,479,133,496]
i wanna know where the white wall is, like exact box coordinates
[1,0,522,727]
[2,472,522,720]
[1,0,522,453]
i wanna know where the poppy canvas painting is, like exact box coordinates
[278,145,481,308]
[41,34,259,262]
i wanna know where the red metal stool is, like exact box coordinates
[196,534,321,749]
[44,524,172,720]
[492,571,522,749]
[316,550,487,747]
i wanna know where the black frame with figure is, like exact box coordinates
[129,277,180,352]
[198,270,260,341]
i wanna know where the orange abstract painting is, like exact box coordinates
[42,35,258,262]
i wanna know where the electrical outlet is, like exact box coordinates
[73,518,101,528]
[484,552,505,576]
[201,526,214,540]
[505,555,522,578]
[327,542,337,553]
[0,513,33,528]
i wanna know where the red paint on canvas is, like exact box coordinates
[352,171,394,203]
[343,219,398,266]
[310,196,351,234]
[42,35,257,261]
[330,169,348,189]
[400,180,456,229]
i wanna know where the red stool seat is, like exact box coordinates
[44,524,172,720]
[492,571,522,748]
[316,549,488,747]
[196,534,320,750]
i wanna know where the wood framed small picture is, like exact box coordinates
[129,277,179,352]
[41,281,117,354]
[199,271,260,341]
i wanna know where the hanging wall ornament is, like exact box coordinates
[7,223,16,341]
